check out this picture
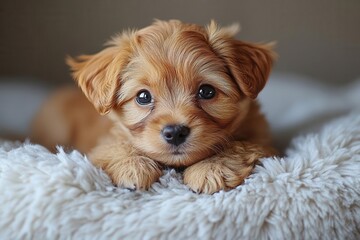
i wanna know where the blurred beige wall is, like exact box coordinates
[0,0,359,85]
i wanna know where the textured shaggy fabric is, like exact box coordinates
[1,112,360,239]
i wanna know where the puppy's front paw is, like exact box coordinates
[183,160,252,194]
[108,156,162,190]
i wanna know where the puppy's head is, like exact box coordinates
[67,20,275,166]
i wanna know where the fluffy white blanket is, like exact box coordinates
[1,74,360,239]
[0,112,359,239]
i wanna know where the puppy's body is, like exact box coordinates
[32,20,276,194]
[32,88,112,153]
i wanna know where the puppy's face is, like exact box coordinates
[68,20,275,166]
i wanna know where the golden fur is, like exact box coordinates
[32,20,277,194]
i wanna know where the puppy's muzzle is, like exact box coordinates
[161,125,190,146]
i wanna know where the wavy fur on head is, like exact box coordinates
[34,20,276,194]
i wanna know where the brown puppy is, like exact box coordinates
[32,20,276,194]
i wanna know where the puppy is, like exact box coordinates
[32,20,276,194]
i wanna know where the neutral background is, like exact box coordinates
[1,0,360,86]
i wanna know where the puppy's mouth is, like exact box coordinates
[171,150,184,155]
[167,143,187,156]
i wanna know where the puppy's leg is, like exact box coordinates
[89,140,162,190]
[183,142,276,194]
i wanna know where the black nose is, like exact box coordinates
[161,125,190,146]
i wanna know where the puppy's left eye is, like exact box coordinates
[136,90,152,105]
[198,84,216,99]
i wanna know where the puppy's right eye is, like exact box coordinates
[136,90,152,105]
[198,84,216,100]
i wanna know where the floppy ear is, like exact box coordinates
[206,21,276,99]
[66,33,134,115]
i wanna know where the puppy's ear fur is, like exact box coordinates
[66,32,134,114]
[206,21,276,99]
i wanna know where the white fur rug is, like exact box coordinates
[1,111,360,239]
